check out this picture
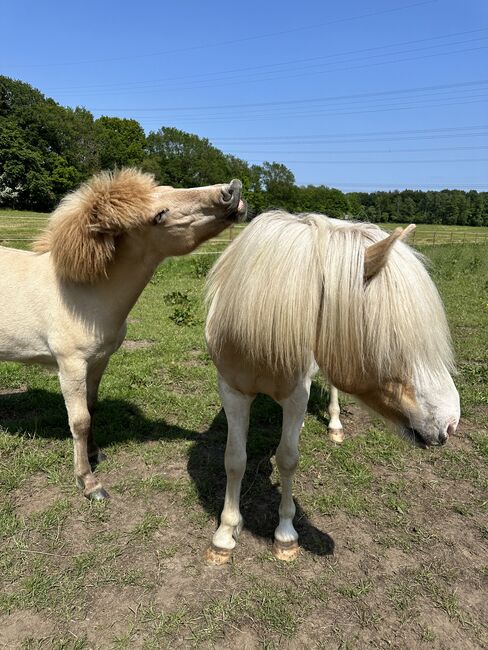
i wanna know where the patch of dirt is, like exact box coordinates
[121,339,154,350]
[73,586,144,645]
[0,611,54,648]
[339,401,375,435]
[0,385,28,396]
[13,474,66,517]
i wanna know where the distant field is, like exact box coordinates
[382,222,488,245]
[0,210,48,248]
[1,209,487,252]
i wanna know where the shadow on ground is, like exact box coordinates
[0,381,334,557]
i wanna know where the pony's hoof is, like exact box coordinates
[328,428,344,444]
[86,487,110,501]
[203,544,232,566]
[272,539,300,562]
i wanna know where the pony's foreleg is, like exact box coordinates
[205,375,254,565]
[273,376,311,561]
[86,358,110,466]
[58,358,108,501]
[328,385,344,443]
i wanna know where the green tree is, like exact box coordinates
[260,161,296,209]
[0,118,55,209]
[145,127,234,187]
[95,116,146,169]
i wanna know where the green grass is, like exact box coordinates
[0,221,487,648]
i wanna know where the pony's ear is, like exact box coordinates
[364,224,415,281]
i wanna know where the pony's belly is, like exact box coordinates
[0,345,55,367]
[0,330,55,366]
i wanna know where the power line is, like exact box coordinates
[10,0,436,68]
[219,145,488,155]
[246,158,488,164]
[42,27,488,93]
[126,95,488,125]
[58,41,488,98]
[113,93,488,123]
[207,125,488,141]
[103,92,488,126]
[90,79,488,113]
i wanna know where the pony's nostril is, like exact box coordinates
[222,180,242,206]
[438,430,448,445]
[221,188,232,202]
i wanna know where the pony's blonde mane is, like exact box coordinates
[206,210,454,386]
[33,169,158,283]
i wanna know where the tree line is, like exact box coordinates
[1,76,487,225]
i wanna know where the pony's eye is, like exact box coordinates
[154,209,168,224]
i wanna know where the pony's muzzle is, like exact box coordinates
[222,179,247,221]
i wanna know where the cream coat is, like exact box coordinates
[0,169,246,499]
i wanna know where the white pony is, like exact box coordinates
[0,169,245,500]
[204,210,460,563]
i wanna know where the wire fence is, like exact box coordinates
[0,219,487,254]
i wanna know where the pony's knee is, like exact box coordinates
[275,445,299,474]
[70,415,91,439]
[224,446,247,478]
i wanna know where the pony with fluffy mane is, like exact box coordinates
[204,210,460,563]
[0,169,246,500]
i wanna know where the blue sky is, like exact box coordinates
[2,0,488,191]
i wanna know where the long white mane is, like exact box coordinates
[206,210,454,386]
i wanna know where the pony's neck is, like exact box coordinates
[95,230,163,326]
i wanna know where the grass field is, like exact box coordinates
[0,216,487,648]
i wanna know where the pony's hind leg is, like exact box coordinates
[205,375,254,565]
[328,385,344,443]
[274,375,312,561]
[58,358,108,500]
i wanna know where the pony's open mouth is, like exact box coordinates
[404,427,429,448]
[227,198,247,223]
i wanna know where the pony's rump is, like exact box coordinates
[205,211,453,386]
